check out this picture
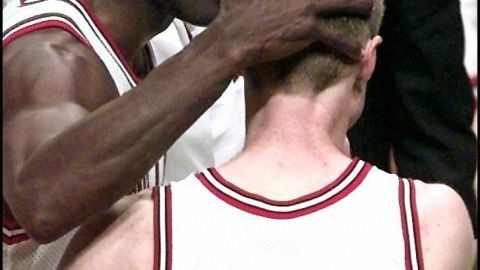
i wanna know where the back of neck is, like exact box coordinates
[217,81,357,200]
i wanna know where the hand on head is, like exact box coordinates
[208,0,374,69]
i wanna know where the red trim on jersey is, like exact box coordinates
[409,179,425,270]
[3,199,30,245]
[76,0,141,83]
[152,187,160,270]
[207,157,360,207]
[398,178,413,270]
[20,0,46,6]
[2,221,22,230]
[3,20,91,48]
[3,233,30,246]
[165,186,173,270]
[196,162,372,219]
[3,212,22,231]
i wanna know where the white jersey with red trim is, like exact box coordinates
[3,0,155,268]
[153,159,424,270]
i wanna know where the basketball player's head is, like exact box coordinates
[244,0,385,126]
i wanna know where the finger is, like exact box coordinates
[278,18,363,61]
[263,41,312,62]
[312,26,363,61]
[312,0,373,17]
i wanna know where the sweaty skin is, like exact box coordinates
[3,0,373,243]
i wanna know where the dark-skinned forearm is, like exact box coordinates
[14,24,238,243]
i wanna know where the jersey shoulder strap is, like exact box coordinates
[398,177,425,270]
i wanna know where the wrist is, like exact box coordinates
[199,21,247,74]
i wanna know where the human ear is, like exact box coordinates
[358,36,382,81]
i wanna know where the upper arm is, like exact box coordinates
[2,29,118,215]
[415,181,476,270]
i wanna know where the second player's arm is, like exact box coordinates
[3,27,236,243]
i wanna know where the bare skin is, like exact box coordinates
[59,37,475,270]
[58,191,154,270]
[3,0,374,243]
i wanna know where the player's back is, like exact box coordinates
[61,159,476,270]
[161,160,420,269]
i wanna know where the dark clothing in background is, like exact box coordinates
[348,0,477,234]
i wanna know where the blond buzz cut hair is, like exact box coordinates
[248,0,385,92]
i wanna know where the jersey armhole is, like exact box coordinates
[3,20,91,48]
[408,178,425,270]
[152,186,160,270]
[152,186,172,270]
[398,177,425,270]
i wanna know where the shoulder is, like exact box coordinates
[4,28,98,75]
[74,189,154,237]
[412,180,475,270]
[59,189,155,270]
[3,28,117,113]
[102,189,154,223]
[413,180,472,231]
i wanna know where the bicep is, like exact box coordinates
[3,34,116,196]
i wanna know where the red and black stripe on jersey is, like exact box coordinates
[398,178,424,270]
[196,159,372,219]
[153,186,173,270]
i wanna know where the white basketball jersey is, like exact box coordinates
[153,159,424,270]
[3,0,158,268]
[147,22,245,185]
